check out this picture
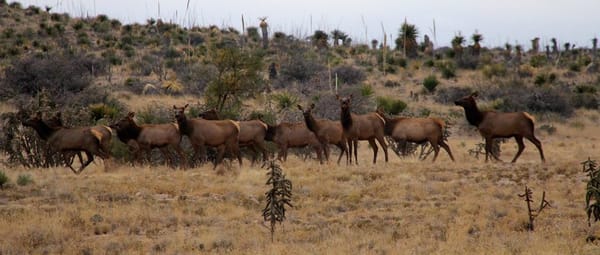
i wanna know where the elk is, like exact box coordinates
[173,104,241,168]
[337,94,388,164]
[22,112,110,174]
[264,122,324,164]
[297,103,348,164]
[375,108,455,162]
[46,112,113,166]
[198,109,269,165]
[454,92,545,163]
[110,112,187,168]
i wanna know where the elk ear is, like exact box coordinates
[35,111,42,118]
[349,94,353,99]
[297,104,303,111]
[128,112,135,118]
[471,91,479,98]
[335,94,340,100]
[309,103,315,110]
[173,105,177,109]
[184,104,189,109]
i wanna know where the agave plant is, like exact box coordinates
[395,21,419,58]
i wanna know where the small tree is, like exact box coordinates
[395,21,419,58]
[262,161,293,242]
[471,32,483,57]
[312,30,329,50]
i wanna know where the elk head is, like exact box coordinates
[297,103,315,118]
[454,92,478,107]
[173,104,189,123]
[198,108,219,120]
[110,112,135,130]
[336,94,353,111]
[21,111,44,128]
[45,112,64,128]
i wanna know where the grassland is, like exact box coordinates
[2,118,600,254]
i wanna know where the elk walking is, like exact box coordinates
[337,94,388,164]
[22,112,110,174]
[198,109,270,165]
[110,112,187,168]
[376,108,454,162]
[173,104,241,168]
[298,103,348,164]
[264,122,324,164]
[454,92,545,163]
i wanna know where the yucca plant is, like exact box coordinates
[531,37,540,54]
[371,39,379,50]
[504,43,513,61]
[259,17,269,49]
[331,29,347,47]
[471,32,483,56]
[551,38,558,54]
[592,38,598,62]
[583,157,600,226]
[395,21,419,58]
[451,34,465,59]
[312,30,329,50]
[262,161,293,242]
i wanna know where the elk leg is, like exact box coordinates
[439,140,455,162]
[335,142,346,165]
[376,135,388,163]
[368,138,378,164]
[322,142,330,162]
[159,147,174,167]
[173,144,188,170]
[346,139,353,164]
[484,137,493,162]
[214,145,226,169]
[314,145,323,164]
[231,143,242,167]
[430,141,441,162]
[78,151,95,174]
[510,136,525,163]
[353,139,359,165]
[256,141,269,163]
[526,135,545,163]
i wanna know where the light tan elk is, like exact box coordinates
[198,109,269,165]
[22,112,110,174]
[454,92,545,163]
[375,108,455,162]
[337,94,388,164]
[264,122,324,164]
[173,104,241,168]
[110,112,187,168]
[297,103,348,164]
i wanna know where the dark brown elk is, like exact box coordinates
[198,109,269,164]
[375,108,455,162]
[337,94,388,164]
[297,103,348,164]
[46,112,113,166]
[173,104,241,168]
[454,92,545,163]
[264,122,324,164]
[110,112,187,168]
[22,112,110,174]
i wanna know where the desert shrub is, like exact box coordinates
[279,52,325,83]
[456,55,479,69]
[376,97,407,115]
[436,60,456,79]
[434,86,472,104]
[482,63,507,79]
[571,93,598,109]
[333,65,365,85]
[89,103,121,121]
[486,80,573,116]
[9,2,21,8]
[271,92,299,112]
[423,75,439,93]
[0,171,8,189]
[424,59,435,67]
[1,52,105,101]
[384,80,401,88]
[102,49,122,65]
[518,64,535,78]
[172,61,217,94]
[529,55,547,67]
[17,174,33,186]
[135,104,174,124]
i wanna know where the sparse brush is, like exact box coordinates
[17,174,33,186]
[0,171,8,189]
[518,186,551,231]
[262,161,293,242]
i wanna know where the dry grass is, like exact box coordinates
[1,130,600,254]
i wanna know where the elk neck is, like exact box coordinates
[29,120,57,140]
[461,101,484,127]
[340,107,353,130]
[176,114,193,135]
[303,113,320,133]
[117,121,142,142]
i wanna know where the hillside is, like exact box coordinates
[2,1,600,254]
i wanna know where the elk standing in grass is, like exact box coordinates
[198,109,269,165]
[454,92,545,163]
[173,104,241,169]
[337,94,388,164]
[110,112,187,168]
[22,112,110,174]
[297,103,348,164]
[376,108,454,162]
[264,122,324,164]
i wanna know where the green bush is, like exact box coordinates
[89,103,121,121]
[376,97,407,115]
[271,92,299,112]
[361,84,374,97]
[529,55,547,67]
[0,171,8,189]
[436,60,456,79]
[482,63,507,79]
[423,75,439,93]
[17,174,33,186]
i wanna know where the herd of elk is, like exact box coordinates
[375,108,454,162]
[110,112,188,168]
[22,112,111,174]
[337,94,388,164]
[173,104,241,168]
[298,104,348,164]
[198,109,270,165]
[20,92,547,173]
[454,92,545,163]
